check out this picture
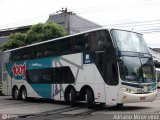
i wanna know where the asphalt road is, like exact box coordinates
[0,90,160,120]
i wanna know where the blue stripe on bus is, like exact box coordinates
[31,84,52,99]
[6,56,60,80]
[26,57,59,70]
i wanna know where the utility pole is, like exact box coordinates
[56,8,74,34]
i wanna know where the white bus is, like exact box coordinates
[2,28,157,108]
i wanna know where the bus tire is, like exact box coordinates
[70,88,77,107]
[21,87,27,101]
[12,87,19,100]
[116,103,123,108]
[64,92,70,104]
[86,88,94,108]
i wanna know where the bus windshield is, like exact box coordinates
[119,56,156,83]
[111,30,150,53]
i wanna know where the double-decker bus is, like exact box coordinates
[2,28,157,108]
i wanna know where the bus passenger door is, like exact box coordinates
[104,62,119,106]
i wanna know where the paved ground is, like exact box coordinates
[0,90,160,120]
[0,97,68,115]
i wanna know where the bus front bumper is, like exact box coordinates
[119,91,157,103]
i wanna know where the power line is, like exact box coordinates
[106,19,160,26]
[69,24,160,34]
[1,1,160,29]
[1,2,160,35]
[71,0,160,11]
[1,0,160,28]
[70,1,160,14]
[1,15,160,31]
[1,18,160,34]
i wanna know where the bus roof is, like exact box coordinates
[4,27,142,53]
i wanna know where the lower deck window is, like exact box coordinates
[26,67,75,84]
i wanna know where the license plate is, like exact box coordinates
[140,97,146,100]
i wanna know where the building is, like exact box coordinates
[48,13,100,35]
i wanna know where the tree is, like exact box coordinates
[3,33,26,51]
[2,21,66,50]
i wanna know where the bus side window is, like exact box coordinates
[26,70,42,83]
[22,47,32,60]
[57,38,72,55]
[54,68,61,84]
[52,67,75,84]
[90,31,107,52]
[44,42,57,57]
[11,50,22,62]
[34,45,43,58]
[42,69,53,83]
[106,63,118,85]
[74,34,89,52]
[61,67,75,83]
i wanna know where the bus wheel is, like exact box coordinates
[86,88,94,108]
[116,103,123,108]
[12,87,19,99]
[64,92,70,104]
[21,87,27,101]
[70,88,77,107]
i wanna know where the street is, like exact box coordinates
[0,90,160,120]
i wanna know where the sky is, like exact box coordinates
[0,0,160,48]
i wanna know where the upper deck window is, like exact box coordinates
[111,30,149,53]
